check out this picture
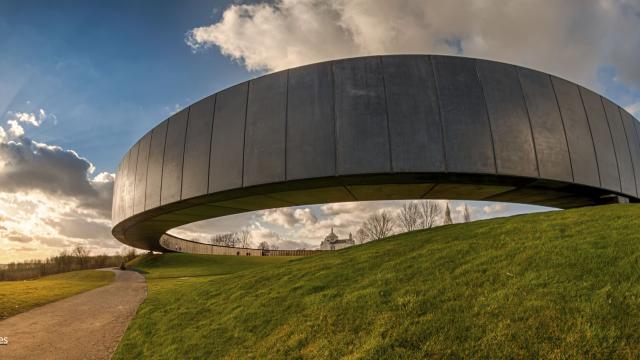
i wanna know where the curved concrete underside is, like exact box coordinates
[112,55,640,252]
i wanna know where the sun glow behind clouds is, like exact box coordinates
[0,109,123,263]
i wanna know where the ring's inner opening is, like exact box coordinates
[168,199,553,251]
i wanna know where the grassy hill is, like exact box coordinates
[115,204,640,359]
[0,270,114,319]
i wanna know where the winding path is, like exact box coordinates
[0,269,146,360]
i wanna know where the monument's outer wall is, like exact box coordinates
[159,234,322,257]
[112,55,640,250]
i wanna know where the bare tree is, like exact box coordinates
[72,245,90,267]
[354,227,368,244]
[443,202,453,225]
[210,232,239,247]
[397,201,421,232]
[463,204,471,223]
[361,210,395,241]
[257,241,270,250]
[238,228,252,248]
[419,200,442,229]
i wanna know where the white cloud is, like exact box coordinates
[294,208,317,225]
[260,207,319,228]
[7,120,24,137]
[482,203,508,214]
[7,109,48,127]
[260,208,298,228]
[187,0,640,92]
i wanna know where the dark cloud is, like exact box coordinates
[0,137,113,217]
[45,217,112,240]
[6,232,32,243]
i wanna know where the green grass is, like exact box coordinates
[114,204,640,359]
[128,252,294,279]
[0,269,115,319]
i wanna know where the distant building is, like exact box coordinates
[320,228,355,251]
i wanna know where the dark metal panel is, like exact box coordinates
[477,60,537,177]
[269,186,354,205]
[348,183,434,200]
[433,56,495,174]
[426,183,513,200]
[133,131,152,214]
[579,87,620,192]
[118,160,126,222]
[112,162,122,223]
[620,108,640,195]
[118,151,129,223]
[551,76,599,187]
[334,57,390,175]
[182,95,215,199]
[210,83,247,193]
[517,68,572,182]
[145,120,168,210]
[286,62,335,180]
[124,143,139,218]
[160,108,188,205]
[602,99,636,196]
[243,71,287,187]
[119,155,128,222]
[214,195,292,211]
[382,55,444,172]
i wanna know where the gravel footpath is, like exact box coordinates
[0,269,146,360]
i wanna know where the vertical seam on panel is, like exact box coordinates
[331,61,338,176]
[179,107,190,200]
[515,67,541,178]
[550,76,575,182]
[284,70,289,181]
[578,87,602,187]
[600,96,623,192]
[379,56,393,172]
[143,132,153,211]
[130,145,138,217]
[430,56,447,172]
[136,135,148,213]
[206,95,217,194]
[126,152,132,217]
[139,138,150,213]
[619,107,639,196]
[474,59,498,174]
[159,121,169,205]
[241,81,250,187]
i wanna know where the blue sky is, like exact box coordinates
[0,0,254,172]
[1,0,639,261]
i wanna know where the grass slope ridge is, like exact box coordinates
[115,205,640,359]
[0,270,115,319]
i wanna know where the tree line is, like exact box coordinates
[353,200,472,244]
[209,228,252,248]
[0,246,138,281]
[208,228,283,250]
